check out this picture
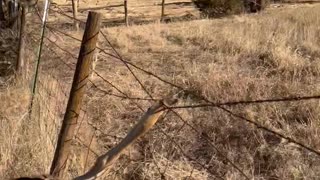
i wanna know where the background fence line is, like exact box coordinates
[59,0,194,26]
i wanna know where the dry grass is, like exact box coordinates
[1,2,320,180]
[0,81,30,178]
[50,0,197,27]
[88,3,320,179]
[0,25,70,178]
[0,76,68,179]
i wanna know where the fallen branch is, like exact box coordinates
[74,95,179,180]
[12,92,180,180]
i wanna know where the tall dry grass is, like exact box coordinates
[0,76,68,179]
[1,3,320,180]
[0,82,30,178]
[88,4,320,179]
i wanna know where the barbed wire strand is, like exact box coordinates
[45,36,78,59]
[184,94,320,157]
[168,109,250,179]
[33,7,320,179]
[43,23,320,180]
[29,33,75,72]
[87,78,225,179]
[167,95,320,110]
[100,32,155,99]
[75,136,99,156]
[87,80,146,111]
[29,7,101,178]
[90,79,240,179]
[151,145,167,179]
[155,111,176,178]
[44,35,248,179]
[30,29,157,104]
[92,71,157,101]
[96,29,250,178]
[33,35,153,105]
[100,32,320,158]
[83,131,96,173]
[42,9,318,111]
[89,66,228,179]
[90,83,152,101]
[100,30,320,158]
[36,88,61,149]
[50,6,86,23]
[78,27,250,179]
[102,31,250,178]
[97,47,183,90]
[158,127,224,180]
[218,105,320,156]
[43,9,161,101]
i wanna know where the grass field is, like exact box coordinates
[1,1,320,180]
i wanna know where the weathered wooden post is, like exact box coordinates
[8,0,19,29]
[7,0,15,27]
[124,0,128,26]
[16,7,27,77]
[72,0,79,30]
[0,0,5,21]
[161,0,165,22]
[8,1,14,19]
[50,11,101,178]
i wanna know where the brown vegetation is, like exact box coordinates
[192,0,270,17]
[89,4,320,179]
[1,1,320,180]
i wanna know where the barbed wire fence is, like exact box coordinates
[14,2,320,180]
[21,3,78,176]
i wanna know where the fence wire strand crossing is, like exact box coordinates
[20,3,320,180]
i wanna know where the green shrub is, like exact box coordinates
[245,0,270,12]
[193,0,270,17]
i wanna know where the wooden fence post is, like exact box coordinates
[7,1,15,27]
[9,0,19,30]
[0,0,5,21]
[124,0,128,26]
[16,7,27,77]
[72,0,79,30]
[161,0,165,22]
[50,11,101,178]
